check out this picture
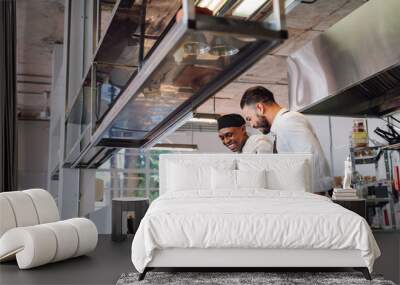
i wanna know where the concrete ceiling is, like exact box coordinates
[16,0,366,120]
[16,0,64,120]
[197,0,366,115]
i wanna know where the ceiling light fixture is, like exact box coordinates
[152,143,198,151]
[189,112,220,124]
[232,0,268,18]
[188,118,217,124]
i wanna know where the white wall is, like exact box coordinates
[18,120,49,190]
[306,115,332,174]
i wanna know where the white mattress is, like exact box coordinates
[131,190,380,273]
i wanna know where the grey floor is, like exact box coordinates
[1,234,398,285]
[0,235,134,285]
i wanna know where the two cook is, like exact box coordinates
[217,86,332,194]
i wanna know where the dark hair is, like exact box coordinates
[217,114,246,130]
[240,86,275,109]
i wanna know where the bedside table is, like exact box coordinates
[332,199,366,219]
[112,197,149,242]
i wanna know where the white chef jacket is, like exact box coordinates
[270,108,333,192]
[241,134,273,154]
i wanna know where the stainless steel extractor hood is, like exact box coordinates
[287,0,400,117]
[64,0,288,168]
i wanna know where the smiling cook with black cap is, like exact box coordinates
[217,114,273,153]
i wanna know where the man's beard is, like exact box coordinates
[255,115,271,134]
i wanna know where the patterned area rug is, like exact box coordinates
[116,272,395,285]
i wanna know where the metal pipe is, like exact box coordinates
[138,0,147,68]
[272,0,286,30]
[216,0,240,16]
[17,80,51,85]
[17,73,52,78]
[17,91,47,95]
[182,0,196,24]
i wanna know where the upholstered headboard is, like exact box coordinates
[159,153,314,195]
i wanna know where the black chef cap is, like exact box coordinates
[217,114,246,130]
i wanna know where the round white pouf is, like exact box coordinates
[42,221,79,262]
[0,218,98,269]
[0,226,57,269]
[0,196,17,237]
[0,192,39,227]
[23,189,60,223]
[64,218,98,257]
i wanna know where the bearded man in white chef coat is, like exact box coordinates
[217,113,273,153]
[240,86,333,193]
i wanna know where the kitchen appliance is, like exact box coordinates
[287,0,400,117]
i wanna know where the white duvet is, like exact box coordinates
[131,190,380,273]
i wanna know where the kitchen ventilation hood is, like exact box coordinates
[287,0,400,117]
[64,0,287,168]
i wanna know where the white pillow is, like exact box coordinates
[266,161,307,191]
[167,160,235,192]
[236,169,267,189]
[211,168,267,191]
[211,168,236,190]
[167,162,210,191]
[238,159,308,191]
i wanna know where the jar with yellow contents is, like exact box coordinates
[352,119,368,149]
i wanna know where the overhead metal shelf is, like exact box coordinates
[64,0,288,168]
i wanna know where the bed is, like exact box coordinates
[131,154,380,280]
